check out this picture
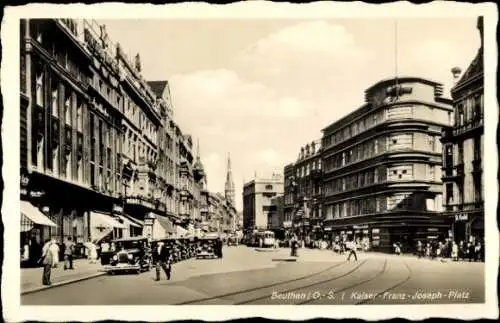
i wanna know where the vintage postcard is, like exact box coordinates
[1,1,498,322]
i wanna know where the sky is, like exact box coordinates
[98,18,480,211]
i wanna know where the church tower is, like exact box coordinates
[224,153,235,206]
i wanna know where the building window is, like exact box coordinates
[458,142,464,164]
[76,101,83,132]
[445,183,453,205]
[51,83,58,117]
[52,147,59,176]
[64,94,71,125]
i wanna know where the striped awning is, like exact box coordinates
[91,211,127,229]
[21,201,57,228]
[117,215,142,228]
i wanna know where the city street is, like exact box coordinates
[22,246,484,305]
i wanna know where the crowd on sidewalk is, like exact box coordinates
[279,234,484,263]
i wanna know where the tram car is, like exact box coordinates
[251,230,276,248]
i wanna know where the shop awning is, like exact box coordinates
[156,215,175,234]
[91,211,127,229]
[176,225,188,237]
[117,215,141,228]
[21,201,57,227]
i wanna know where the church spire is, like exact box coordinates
[225,152,235,206]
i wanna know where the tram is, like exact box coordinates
[250,230,276,248]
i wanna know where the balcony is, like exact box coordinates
[441,127,453,143]
[453,115,484,137]
[442,163,464,182]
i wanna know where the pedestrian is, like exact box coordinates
[451,241,458,261]
[393,242,401,255]
[64,236,75,270]
[153,242,171,281]
[40,239,54,285]
[88,240,98,264]
[416,240,423,258]
[346,239,358,261]
[49,239,60,268]
[218,237,224,258]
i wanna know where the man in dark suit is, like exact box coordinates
[152,241,171,281]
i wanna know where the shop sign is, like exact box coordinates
[30,190,44,197]
[455,213,469,221]
[324,227,332,231]
[353,225,368,229]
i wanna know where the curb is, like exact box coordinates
[254,248,279,252]
[272,258,297,262]
[21,271,107,296]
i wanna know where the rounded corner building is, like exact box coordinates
[321,76,454,252]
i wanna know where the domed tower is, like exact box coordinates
[224,153,235,206]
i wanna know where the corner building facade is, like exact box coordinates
[321,77,453,252]
[441,17,484,244]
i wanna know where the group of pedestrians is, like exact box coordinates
[39,236,76,286]
[414,237,484,262]
[288,235,359,261]
[39,236,99,286]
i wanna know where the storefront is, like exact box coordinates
[452,210,484,244]
[90,211,127,242]
[20,200,58,267]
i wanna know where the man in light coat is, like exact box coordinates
[40,239,54,285]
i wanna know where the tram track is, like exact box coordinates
[297,259,388,305]
[233,259,370,305]
[355,260,412,305]
[176,260,356,305]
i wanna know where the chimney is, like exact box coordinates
[477,16,484,50]
[451,67,462,86]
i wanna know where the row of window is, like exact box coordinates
[295,158,322,178]
[29,21,87,85]
[323,132,439,173]
[323,109,385,149]
[456,93,484,127]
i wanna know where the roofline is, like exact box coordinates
[364,76,443,94]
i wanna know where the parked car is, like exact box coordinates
[103,236,152,275]
[196,237,218,259]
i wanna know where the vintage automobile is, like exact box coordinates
[227,236,238,247]
[196,237,218,259]
[103,236,153,275]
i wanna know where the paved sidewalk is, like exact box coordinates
[21,259,104,295]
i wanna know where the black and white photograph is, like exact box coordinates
[1,1,498,321]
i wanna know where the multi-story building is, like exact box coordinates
[20,19,132,250]
[287,140,323,241]
[20,19,208,251]
[242,174,284,234]
[441,17,484,244]
[321,76,453,252]
[283,164,295,237]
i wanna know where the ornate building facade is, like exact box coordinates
[20,19,207,253]
[282,140,323,242]
[441,17,484,244]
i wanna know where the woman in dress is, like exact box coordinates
[88,240,98,264]
[451,241,459,261]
